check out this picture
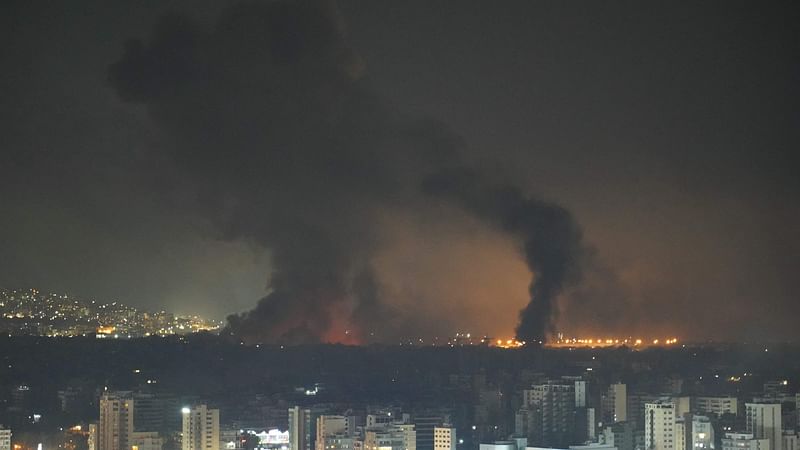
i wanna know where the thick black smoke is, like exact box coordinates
[109,0,587,344]
[423,168,584,343]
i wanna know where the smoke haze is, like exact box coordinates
[5,0,797,343]
[108,0,608,344]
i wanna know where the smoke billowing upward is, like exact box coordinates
[109,0,592,344]
[423,168,584,343]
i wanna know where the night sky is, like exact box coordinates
[1,0,798,342]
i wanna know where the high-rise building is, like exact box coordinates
[630,394,660,431]
[515,407,534,439]
[691,416,714,450]
[602,385,628,424]
[695,398,739,418]
[576,381,587,408]
[131,393,165,432]
[99,391,135,450]
[676,419,686,450]
[290,407,313,450]
[415,415,449,450]
[98,389,171,450]
[433,427,456,450]
[586,408,596,441]
[645,400,676,450]
[0,425,11,450]
[561,377,587,409]
[182,405,219,450]
[721,433,769,450]
[746,404,781,450]
[316,416,353,450]
[523,381,577,447]
[317,416,350,441]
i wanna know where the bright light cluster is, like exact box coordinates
[494,339,526,348]
[550,335,679,347]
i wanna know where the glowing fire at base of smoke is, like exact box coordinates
[494,339,526,348]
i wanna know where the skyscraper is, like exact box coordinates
[415,414,449,450]
[290,407,314,450]
[645,400,676,450]
[574,380,587,409]
[602,384,628,424]
[182,405,219,450]
[99,391,134,450]
[746,404,781,450]
[523,381,577,447]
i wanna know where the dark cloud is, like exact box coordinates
[108,0,395,343]
[107,0,609,344]
[422,167,584,342]
[2,0,798,342]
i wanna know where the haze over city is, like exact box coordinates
[2,0,798,344]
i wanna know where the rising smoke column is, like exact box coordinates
[109,0,590,344]
[108,0,390,344]
[423,167,584,343]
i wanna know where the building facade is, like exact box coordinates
[99,391,135,450]
[695,398,738,418]
[0,426,11,450]
[131,431,164,450]
[746,404,781,450]
[721,433,769,450]
[691,416,714,450]
[523,382,577,447]
[182,405,219,450]
[433,427,456,450]
[290,407,313,450]
[645,400,676,450]
[602,384,628,424]
[364,424,416,450]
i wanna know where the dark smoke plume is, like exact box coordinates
[109,0,589,344]
[423,168,584,343]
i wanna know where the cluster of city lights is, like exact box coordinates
[1,288,222,338]
[550,335,679,347]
